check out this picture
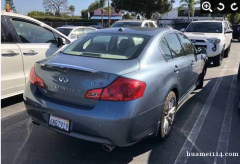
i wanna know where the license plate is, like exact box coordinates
[49,115,70,132]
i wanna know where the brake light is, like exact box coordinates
[29,67,45,89]
[85,77,146,101]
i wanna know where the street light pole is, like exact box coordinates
[108,0,111,27]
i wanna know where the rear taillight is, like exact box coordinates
[29,67,45,89]
[85,77,146,101]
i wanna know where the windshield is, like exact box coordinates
[186,22,222,33]
[62,33,150,60]
[56,28,73,36]
[111,22,142,27]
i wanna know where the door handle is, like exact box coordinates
[174,65,180,73]
[1,51,19,57]
[23,51,38,56]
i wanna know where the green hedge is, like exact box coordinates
[30,16,97,22]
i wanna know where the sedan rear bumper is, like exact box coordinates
[24,83,162,147]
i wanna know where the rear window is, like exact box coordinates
[56,28,72,36]
[62,33,150,60]
[111,22,142,27]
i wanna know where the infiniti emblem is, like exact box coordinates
[59,76,68,83]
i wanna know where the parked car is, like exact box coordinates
[1,11,71,99]
[158,24,173,29]
[89,24,103,29]
[111,20,158,28]
[56,26,97,40]
[184,20,233,66]
[172,22,191,31]
[24,27,208,151]
[232,24,240,42]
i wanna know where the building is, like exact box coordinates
[90,9,122,27]
[159,7,224,25]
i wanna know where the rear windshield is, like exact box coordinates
[186,22,222,33]
[56,28,72,36]
[111,22,142,27]
[62,33,150,60]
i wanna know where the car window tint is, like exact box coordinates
[73,28,84,37]
[12,19,57,44]
[164,33,185,58]
[84,28,94,33]
[160,38,172,60]
[143,23,149,27]
[177,33,195,55]
[149,22,154,27]
[1,24,14,43]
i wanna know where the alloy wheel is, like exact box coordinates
[162,97,176,136]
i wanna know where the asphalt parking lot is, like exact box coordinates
[2,41,240,164]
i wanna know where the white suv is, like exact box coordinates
[1,12,71,99]
[111,20,158,28]
[184,21,233,66]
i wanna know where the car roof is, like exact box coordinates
[89,27,174,36]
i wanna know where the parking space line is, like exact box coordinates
[174,58,231,164]
[213,54,240,164]
[2,118,31,134]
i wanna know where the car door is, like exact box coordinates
[177,33,203,87]
[164,33,192,98]
[10,18,64,82]
[1,17,25,98]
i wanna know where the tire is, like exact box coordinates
[213,50,224,67]
[196,63,207,90]
[238,37,240,42]
[158,91,177,139]
[224,46,230,58]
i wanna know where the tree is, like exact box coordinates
[5,0,17,12]
[88,1,99,12]
[122,13,133,19]
[98,0,106,27]
[227,14,240,24]
[178,0,200,20]
[43,0,68,16]
[69,5,75,16]
[81,9,89,18]
[112,0,174,19]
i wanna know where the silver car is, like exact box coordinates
[24,27,207,150]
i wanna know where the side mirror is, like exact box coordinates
[57,37,66,48]
[180,28,185,32]
[196,47,207,55]
[225,29,233,34]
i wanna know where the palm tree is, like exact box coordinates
[69,5,75,16]
[98,0,106,27]
[178,0,200,20]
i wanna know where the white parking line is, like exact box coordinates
[213,54,240,164]
[174,58,231,164]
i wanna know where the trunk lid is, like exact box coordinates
[35,53,140,107]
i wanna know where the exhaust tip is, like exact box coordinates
[31,119,40,125]
[102,144,115,152]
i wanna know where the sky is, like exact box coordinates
[1,0,181,16]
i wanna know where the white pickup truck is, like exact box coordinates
[184,20,233,66]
